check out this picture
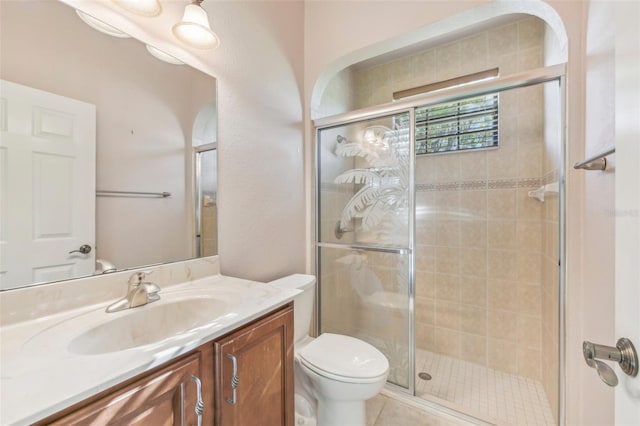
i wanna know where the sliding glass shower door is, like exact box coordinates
[316,112,414,389]
[315,67,565,425]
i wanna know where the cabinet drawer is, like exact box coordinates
[41,347,214,426]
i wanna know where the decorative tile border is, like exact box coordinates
[322,172,560,193]
[460,180,487,190]
[416,176,542,192]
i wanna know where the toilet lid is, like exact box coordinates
[297,333,389,381]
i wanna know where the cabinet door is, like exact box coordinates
[214,304,294,426]
[45,348,213,426]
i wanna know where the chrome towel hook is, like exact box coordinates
[573,147,615,171]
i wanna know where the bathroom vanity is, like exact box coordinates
[0,261,297,426]
[37,344,215,425]
[35,304,293,426]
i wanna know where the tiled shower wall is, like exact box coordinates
[352,18,546,110]
[349,17,549,381]
[201,200,217,256]
[410,84,547,381]
[199,149,218,256]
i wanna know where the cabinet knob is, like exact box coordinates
[225,353,240,405]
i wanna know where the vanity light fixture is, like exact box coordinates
[111,0,162,17]
[146,44,185,65]
[76,10,130,38]
[172,0,219,49]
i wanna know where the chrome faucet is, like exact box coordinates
[105,271,161,313]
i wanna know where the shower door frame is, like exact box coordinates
[315,108,418,393]
[194,142,217,258]
[314,63,567,424]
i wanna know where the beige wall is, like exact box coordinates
[340,17,552,382]
[58,0,307,282]
[207,2,306,281]
[318,68,356,118]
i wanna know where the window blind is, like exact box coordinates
[415,94,499,155]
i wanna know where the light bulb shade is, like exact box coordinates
[146,45,184,65]
[112,0,161,17]
[76,10,130,38]
[172,4,219,49]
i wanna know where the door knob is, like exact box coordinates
[69,244,92,254]
[583,338,638,387]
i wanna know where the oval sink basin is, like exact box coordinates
[68,298,227,355]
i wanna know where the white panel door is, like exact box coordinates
[614,2,640,424]
[0,80,95,289]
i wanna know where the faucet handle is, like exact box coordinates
[143,282,161,295]
[128,270,153,287]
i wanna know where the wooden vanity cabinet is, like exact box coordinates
[214,303,294,426]
[38,345,215,426]
[36,303,293,426]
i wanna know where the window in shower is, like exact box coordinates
[392,68,500,155]
[415,93,499,154]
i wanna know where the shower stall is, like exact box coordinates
[314,65,565,425]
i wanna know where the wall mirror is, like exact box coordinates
[0,0,218,290]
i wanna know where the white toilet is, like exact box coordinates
[271,274,389,426]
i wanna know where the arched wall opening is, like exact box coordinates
[310,1,567,118]
[309,2,569,425]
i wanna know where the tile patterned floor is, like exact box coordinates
[414,349,556,425]
[367,393,477,426]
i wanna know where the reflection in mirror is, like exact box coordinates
[195,147,218,257]
[0,0,217,290]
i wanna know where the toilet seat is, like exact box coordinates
[297,333,389,384]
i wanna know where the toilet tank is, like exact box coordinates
[269,274,316,343]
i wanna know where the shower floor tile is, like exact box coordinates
[415,349,556,425]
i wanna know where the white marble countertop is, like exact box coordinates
[0,274,299,425]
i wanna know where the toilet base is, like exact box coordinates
[317,400,366,426]
[295,412,317,426]
[295,393,317,426]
